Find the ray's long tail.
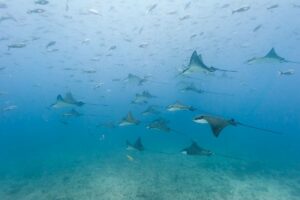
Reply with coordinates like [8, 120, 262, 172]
[202, 90, 233, 96]
[237, 122, 283, 135]
[214, 152, 246, 161]
[171, 129, 194, 141]
[286, 60, 300, 64]
[216, 68, 238, 73]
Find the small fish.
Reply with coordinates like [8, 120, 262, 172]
[253, 25, 262, 32]
[99, 134, 105, 141]
[167, 11, 177, 15]
[60, 120, 69, 125]
[65, 0, 69, 11]
[179, 15, 190, 21]
[46, 41, 56, 49]
[221, 4, 230, 8]
[147, 4, 157, 13]
[184, 2, 191, 10]
[112, 78, 121, 82]
[35, 0, 49, 5]
[138, 27, 144, 34]
[97, 122, 116, 129]
[63, 67, 75, 71]
[31, 36, 40, 41]
[190, 34, 197, 39]
[126, 155, 134, 161]
[88, 8, 100, 15]
[139, 43, 148, 48]
[8, 43, 26, 50]
[0, 16, 17, 23]
[109, 45, 117, 50]
[93, 82, 104, 89]
[2, 105, 17, 112]
[81, 38, 90, 44]
[119, 112, 140, 126]
[0, 37, 9, 41]
[267, 4, 279, 10]
[27, 9, 45, 14]
[47, 48, 59, 53]
[278, 69, 295, 76]
[0, 67, 6, 71]
[82, 69, 97, 74]
[91, 56, 100, 61]
[0, 3, 7, 9]
[232, 6, 250, 14]
[124, 38, 132, 42]
[293, 4, 300, 8]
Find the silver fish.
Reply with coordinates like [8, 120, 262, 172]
[35, 0, 49, 5]
[8, 43, 26, 50]
[232, 6, 250, 14]
[27, 9, 45, 14]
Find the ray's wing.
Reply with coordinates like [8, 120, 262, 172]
[264, 48, 283, 59]
[126, 112, 134, 121]
[205, 117, 230, 137]
[189, 51, 202, 66]
[57, 94, 64, 101]
[64, 92, 77, 103]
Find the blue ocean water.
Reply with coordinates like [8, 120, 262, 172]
[1, 0, 300, 199]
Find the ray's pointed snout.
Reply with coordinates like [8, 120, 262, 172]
[76, 101, 85, 106]
[193, 115, 206, 124]
[228, 118, 238, 126]
[194, 115, 203, 120]
[207, 150, 214, 156]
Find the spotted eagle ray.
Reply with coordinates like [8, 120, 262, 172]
[142, 105, 160, 115]
[193, 115, 283, 137]
[181, 141, 244, 160]
[97, 121, 117, 129]
[50, 92, 84, 108]
[180, 83, 232, 96]
[132, 91, 156, 104]
[123, 73, 149, 86]
[181, 141, 213, 156]
[119, 111, 140, 126]
[246, 48, 300, 64]
[167, 101, 196, 112]
[147, 118, 171, 132]
[179, 51, 237, 75]
[146, 118, 188, 138]
[123, 73, 167, 86]
[180, 83, 204, 94]
[126, 137, 144, 151]
[126, 137, 176, 155]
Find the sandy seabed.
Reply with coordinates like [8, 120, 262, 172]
[0, 151, 299, 200]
